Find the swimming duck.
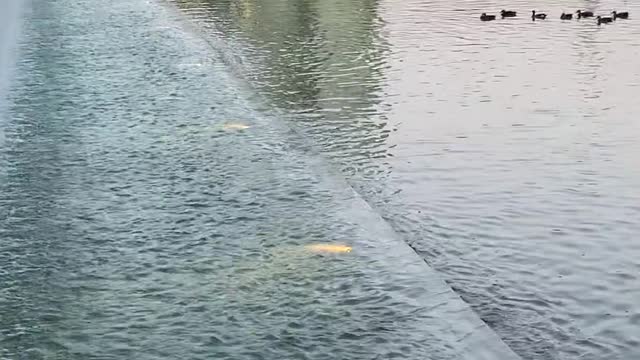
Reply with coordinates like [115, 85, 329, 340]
[597, 16, 613, 25]
[501, 10, 517, 18]
[480, 13, 496, 21]
[612, 11, 629, 20]
[576, 10, 594, 18]
[532, 10, 547, 20]
[560, 13, 573, 20]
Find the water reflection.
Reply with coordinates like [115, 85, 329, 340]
[174, 0, 393, 185]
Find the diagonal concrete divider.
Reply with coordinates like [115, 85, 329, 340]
[312, 157, 522, 360]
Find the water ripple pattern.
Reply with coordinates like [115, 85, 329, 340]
[0, 0, 519, 359]
[168, 0, 640, 359]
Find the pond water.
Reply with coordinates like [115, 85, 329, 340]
[0, 0, 516, 359]
[171, 0, 640, 359]
[2, 0, 639, 359]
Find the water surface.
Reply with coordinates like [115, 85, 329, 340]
[170, 0, 640, 359]
[0, 0, 518, 359]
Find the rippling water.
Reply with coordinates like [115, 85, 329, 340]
[0, 1, 23, 122]
[3, 0, 640, 358]
[169, 0, 640, 359]
[0, 0, 520, 359]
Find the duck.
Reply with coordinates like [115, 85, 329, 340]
[576, 10, 594, 18]
[597, 16, 614, 25]
[480, 13, 496, 21]
[612, 11, 629, 20]
[532, 10, 547, 20]
[501, 10, 517, 18]
[560, 12, 573, 20]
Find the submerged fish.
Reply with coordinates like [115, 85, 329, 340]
[222, 123, 251, 131]
[305, 243, 352, 253]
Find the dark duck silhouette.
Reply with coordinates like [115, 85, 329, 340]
[480, 13, 496, 21]
[560, 12, 573, 20]
[501, 10, 517, 18]
[612, 11, 629, 20]
[597, 16, 613, 25]
[576, 10, 594, 18]
[532, 10, 547, 20]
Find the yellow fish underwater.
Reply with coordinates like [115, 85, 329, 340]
[304, 243, 352, 254]
[222, 123, 251, 131]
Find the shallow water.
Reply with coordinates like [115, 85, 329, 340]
[0, 0, 23, 122]
[170, 0, 640, 359]
[2, 0, 640, 358]
[0, 0, 519, 359]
